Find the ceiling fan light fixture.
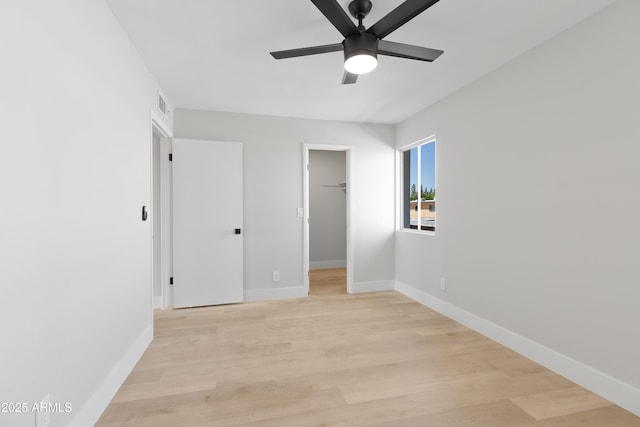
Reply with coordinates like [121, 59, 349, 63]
[344, 52, 378, 74]
[343, 32, 379, 75]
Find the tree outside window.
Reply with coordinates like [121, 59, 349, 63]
[402, 139, 436, 232]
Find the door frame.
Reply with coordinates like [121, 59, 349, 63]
[303, 144, 354, 294]
[150, 110, 173, 310]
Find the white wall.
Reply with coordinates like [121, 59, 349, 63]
[309, 150, 347, 269]
[0, 1, 171, 426]
[396, 0, 639, 414]
[175, 110, 395, 297]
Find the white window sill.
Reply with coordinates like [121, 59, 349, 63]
[399, 228, 436, 237]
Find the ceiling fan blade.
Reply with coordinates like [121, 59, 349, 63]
[342, 71, 358, 85]
[310, 0, 359, 38]
[270, 43, 343, 59]
[367, 0, 440, 40]
[377, 40, 443, 62]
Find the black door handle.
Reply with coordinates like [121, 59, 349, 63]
[142, 206, 148, 221]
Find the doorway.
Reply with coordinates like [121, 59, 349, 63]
[303, 144, 354, 295]
[151, 112, 173, 310]
[151, 131, 245, 309]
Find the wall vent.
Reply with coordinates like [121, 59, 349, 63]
[157, 91, 169, 118]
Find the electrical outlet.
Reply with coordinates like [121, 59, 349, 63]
[272, 271, 280, 282]
[296, 207, 304, 218]
[439, 277, 446, 292]
[35, 394, 51, 427]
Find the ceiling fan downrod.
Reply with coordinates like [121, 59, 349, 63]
[348, 0, 372, 30]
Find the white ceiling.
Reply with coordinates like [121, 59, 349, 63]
[106, 0, 615, 124]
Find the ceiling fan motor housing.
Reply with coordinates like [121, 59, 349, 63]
[348, 0, 373, 20]
[343, 32, 378, 62]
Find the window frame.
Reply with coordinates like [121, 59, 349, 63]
[398, 136, 437, 235]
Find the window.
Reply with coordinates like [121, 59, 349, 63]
[401, 139, 436, 232]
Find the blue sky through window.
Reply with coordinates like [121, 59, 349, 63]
[409, 141, 435, 194]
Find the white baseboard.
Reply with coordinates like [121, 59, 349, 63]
[153, 295, 161, 309]
[70, 324, 153, 427]
[351, 280, 395, 294]
[394, 281, 640, 417]
[244, 286, 307, 302]
[310, 260, 347, 269]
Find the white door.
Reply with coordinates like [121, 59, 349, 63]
[172, 138, 243, 308]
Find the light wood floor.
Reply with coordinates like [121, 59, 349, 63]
[309, 267, 347, 296]
[97, 268, 639, 426]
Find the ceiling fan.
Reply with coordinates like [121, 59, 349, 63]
[270, 0, 444, 84]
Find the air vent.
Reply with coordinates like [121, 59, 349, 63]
[157, 91, 169, 118]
